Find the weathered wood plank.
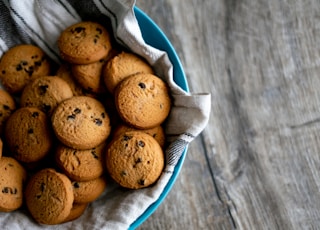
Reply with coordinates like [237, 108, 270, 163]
[138, 0, 320, 229]
[136, 0, 232, 229]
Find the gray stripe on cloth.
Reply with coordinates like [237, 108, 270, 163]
[166, 138, 189, 166]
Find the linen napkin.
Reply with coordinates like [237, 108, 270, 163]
[0, 0, 211, 229]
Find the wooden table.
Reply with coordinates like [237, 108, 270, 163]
[136, 0, 320, 229]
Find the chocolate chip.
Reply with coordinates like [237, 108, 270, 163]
[27, 128, 34, 134]
[138, 141, 145, 147]
[67, 114, 76, 120]
[1, 70, 5, 74]
[32, 112, 39, 117]
[34, 61, 42, 67]
[31, 55, 38, 59]
[1, 187, 17, 194]
[101, 112, 105, 118]
[36, 194, 41, 199]
[91, 150, 99, 159]
[72, 27, 85, 33]
[123, 135, 132, 141]
[138, 179, 145, 186]
[3, 105, 10, 110]
[74, 108, 81, 114]
[40, 183, 45, 192]
[138, 82, 146, 89]
[2, 187, 9, 193]
[12, 188, 17, 194]
[39, 85, 48, 95]
[0, 113, 2, 117]
[73, 182, 80, 188]
[94, 118, 102, 126]
[133, 157, 142, 168]
[21, 61, 28, 66]
[16, 64, 23, 71]
[93, 38, 98, 44]
[24, 66, 34, 76]
[96, 28, 102, 34]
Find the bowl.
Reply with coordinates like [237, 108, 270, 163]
[0, 5, 190, 229]
[129, 7, 189, 229]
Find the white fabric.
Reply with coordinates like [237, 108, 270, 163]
[0, 0, 211, 229]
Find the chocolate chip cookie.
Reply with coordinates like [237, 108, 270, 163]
[0, 44, 51, 94]
[51, 96, 111, 150]
[58, 21, 112, 64]
[106, 131, 164, 189]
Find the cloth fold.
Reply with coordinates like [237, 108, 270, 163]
[0, 0, 211, 229]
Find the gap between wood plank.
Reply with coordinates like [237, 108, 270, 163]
[199, 132, 237, 229]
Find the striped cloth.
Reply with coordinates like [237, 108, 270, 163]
[0, 0, 211, 229]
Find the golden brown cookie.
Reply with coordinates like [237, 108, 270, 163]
[106, 131, 164, 189]
[72, 177, 107, 204]
[0, 156, 26, 212]
[113, 123, 165, 148]
[103, 52, 154, 94]
[58, 21, 112, 64]
[56, 64, 92, 97]
[0, 44, 51, 94]
[51, 96, 111, 150]
[114, 73, 171, 129]
[71, 57, 108, 94]
[62, 203, 88, 223]
[0, 89, 16, 136]
[25, 168, 74, 225]
[55, 142, 106, 181]
[5, 107, 53, 163]
[20, 76, 73, 115]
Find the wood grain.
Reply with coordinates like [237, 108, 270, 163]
[137, 0, 320, 229]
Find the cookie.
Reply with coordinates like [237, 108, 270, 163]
[0, 44, 51, 94]
[55, 142, 106, 181]
[72, 177, 107, 204]
[56, 64, 96, 97]
[103, 52, 154, 94]
[58, 21, 112, 64]
[51, 96, 111, 150]
[62, 203, 88, 223]
[20, 76, 73, 115]
[114, 73, 171, 129]
[71, 57, 108, 94]
[0, 89, 16, 136]
[5, 107, 53, 163]
[113, 123, 165, 148]
[0, 156, 26, 212]
[25, 168, 74, 225]
[106, 131, 164, 189]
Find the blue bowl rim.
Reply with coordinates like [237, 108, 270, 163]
[129, 6, 189, 229]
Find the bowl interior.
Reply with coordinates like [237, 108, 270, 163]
[129, 7, 189, 229]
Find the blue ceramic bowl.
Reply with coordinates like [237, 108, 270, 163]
[129, 7, 189, 229]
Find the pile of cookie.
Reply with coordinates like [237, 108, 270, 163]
[0, 21, 171, 225]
